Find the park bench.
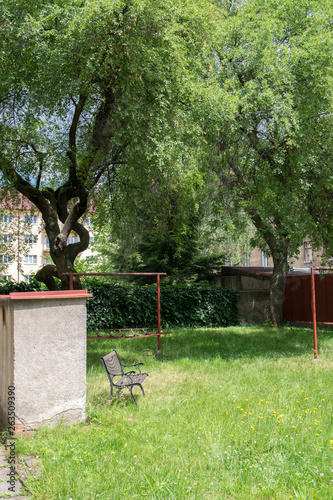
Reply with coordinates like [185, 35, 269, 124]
[100, 350, 148, 405]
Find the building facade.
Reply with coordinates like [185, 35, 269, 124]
[0, 196, 94, 282]
[239, 240, 323, 270]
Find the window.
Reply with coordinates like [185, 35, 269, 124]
[24, 215, 38, 224]
[261, 251, 269, 267]
[0, 275, 12, 281]
[24, 235, 38, 244]
[45, 258, 52, 265]
[84, 256, 97, 265]
[85, 217, 92, 226]
[0, 214, 13, 223]
[304, 242, 312, 264]
[243, 252, 250, 266]
[0, 255, 13, 264]
[68, 235, 79, 244]
[24, 275, 35, 283]
[45, 237, 50, 249]
[24, 255, 37, 264]
[0, 234, 12, 244]
[90, 236, 95, 243]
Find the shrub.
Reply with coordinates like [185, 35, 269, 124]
[85, 282, 238, 329]
[0, 279, 238, 328]
[0, 277, 43, 294]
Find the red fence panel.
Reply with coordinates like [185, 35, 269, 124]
[283, 274, 333, 322]
[283, 276, 311, 321]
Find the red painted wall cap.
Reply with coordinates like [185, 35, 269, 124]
[9, 290, 92, 300]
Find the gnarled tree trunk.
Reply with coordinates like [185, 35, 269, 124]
[13, 178, 90, 290]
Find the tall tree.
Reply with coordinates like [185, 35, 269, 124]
[211, 0, 333, 325]
[89, 125, 255, 283]
[0, 0, 220, 289]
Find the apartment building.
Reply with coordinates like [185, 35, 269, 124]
[0, 195, 95, 282]
[240, 240, 323, 270]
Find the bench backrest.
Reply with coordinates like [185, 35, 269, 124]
[101, 350, 123, 376]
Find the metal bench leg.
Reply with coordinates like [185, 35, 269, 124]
[129, 387, 137, 405]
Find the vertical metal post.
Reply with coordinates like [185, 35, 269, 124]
[311, 267, 318, 359]
[157, 274, 161, 350]
[69, 273, 74, 291]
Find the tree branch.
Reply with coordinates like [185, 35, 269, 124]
[67, 93, 87, 187]
[67, 220, 90, 262]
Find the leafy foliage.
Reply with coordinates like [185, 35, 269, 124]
[0, 277, 238, 327]
[92, 173, 229, 284]
[90, 156, 256, 284]
[0, 0, 223, 289]
[85, 280, 238, 329]
[0, 276, 44, 294]
[210, 0, 333, 324]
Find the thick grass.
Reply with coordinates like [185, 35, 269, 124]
[15, 325, 333, 499]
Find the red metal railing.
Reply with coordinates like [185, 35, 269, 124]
[62, 272, 169, 350]
[311, 267, 333, 360]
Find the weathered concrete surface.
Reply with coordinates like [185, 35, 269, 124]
[13, 297, 87, 428]
[216, 275, 270, 324]
[0, 291, 90, 431]
[238, 290, 270, 324]
[0, 297, 14, 429]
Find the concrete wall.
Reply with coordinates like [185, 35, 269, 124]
[0, 290, 91, 431]
[217, 275, 270, 324]
[238, 290, 270, 324]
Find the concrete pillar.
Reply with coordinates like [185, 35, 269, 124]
[0, 290, 91, 431]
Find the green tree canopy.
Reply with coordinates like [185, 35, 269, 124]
[211, 0, 333, 324]
[0, 0, 221, 288]
[90, 164, 241, 284]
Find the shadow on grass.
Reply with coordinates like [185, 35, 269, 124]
[87, 325, 333, 371]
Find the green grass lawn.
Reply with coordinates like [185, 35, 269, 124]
[14, 325, 333, 499]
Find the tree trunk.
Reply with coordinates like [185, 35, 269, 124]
[14, 183, 91, 290]
[36, 216, 90, 290]
[248, 212, 290, 327]
[35, 251, 83, 290]
[269, 255, 289, 326]
[53, 252, 82, 290]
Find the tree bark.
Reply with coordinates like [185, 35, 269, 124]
[248, 211, 290, 326]
[9, 175, 89, 290]
[269, 253, 289, 327]
[35, 265, 59, 291]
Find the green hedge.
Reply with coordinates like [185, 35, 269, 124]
[0, 280, 239, 328]
[85, 282, 239, 329]
[0, 278, 43, 294]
